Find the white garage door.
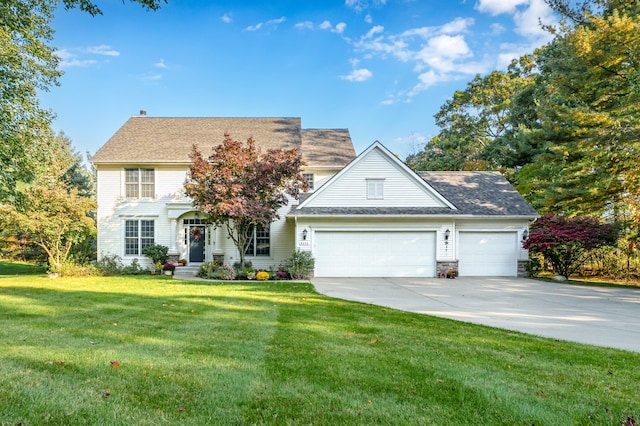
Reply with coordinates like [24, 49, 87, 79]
[458, 232, 518, 276]
[314, 231, 436, 277]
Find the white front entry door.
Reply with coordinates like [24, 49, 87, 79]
[314, 231, 436, 277]
[458, 232, 518, 276]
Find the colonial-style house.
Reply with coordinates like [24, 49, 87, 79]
[92, 115, 538, 277]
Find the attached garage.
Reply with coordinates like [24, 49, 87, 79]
[313, 231, 436, 277]
[458, 232, 518, 276]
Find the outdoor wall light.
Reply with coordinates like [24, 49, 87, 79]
[302, 229, 308, 241]
[522, 229, 529, 241]
[444, 228, 450, 243]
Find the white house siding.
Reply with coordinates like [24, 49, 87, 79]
[302, 167, 342, 192]
[436, 222, 456, 261]
[96, 165, 190, 267]
[305, 148, 447, 208]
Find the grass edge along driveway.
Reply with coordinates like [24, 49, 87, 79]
[0, 272, 638, 425]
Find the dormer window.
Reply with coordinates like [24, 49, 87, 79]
[367, 179, 384, 199]
[303, 173, 314, 191]
[125, 168, 154, 198]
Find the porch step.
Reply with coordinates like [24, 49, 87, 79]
[173, 265, 200, 277]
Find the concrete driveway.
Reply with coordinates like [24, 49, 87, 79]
[311, 277, 640, 353]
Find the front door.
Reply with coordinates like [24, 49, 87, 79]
[189, 226, 205, 262]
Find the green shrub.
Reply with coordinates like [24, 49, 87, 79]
[525, 255, 543, 278]
[197, 261, 219, 278]
[122, 258, 147, 275]
[95, 254, 125, 275]
[56, 261, 99, 277]
[286, 250, 315, 279]
[142, 244, 169, 266]
[95, 254, 149, 276]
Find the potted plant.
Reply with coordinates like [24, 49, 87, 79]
[446, 269, 458, 279]
[162, 263, 176, 276]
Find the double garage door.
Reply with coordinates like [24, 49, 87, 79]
[314, 231, 436, 277]
[313, 230, 518, 277]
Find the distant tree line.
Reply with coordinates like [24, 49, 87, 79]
[406, 0, 639, 277]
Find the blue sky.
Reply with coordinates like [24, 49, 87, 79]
[40, 0, 557, 159]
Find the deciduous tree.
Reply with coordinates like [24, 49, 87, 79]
[406, 55, 538, 172]
[0, 0, 164, 202]
[523, 214, 618, 278]
[0, 186, 96, 273]
[185, 134, 307, 267]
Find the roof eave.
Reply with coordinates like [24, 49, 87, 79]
[287, 213, 540, 220]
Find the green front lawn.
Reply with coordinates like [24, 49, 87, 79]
[0, 272, 638, 425]
[0, 260, 46, 276]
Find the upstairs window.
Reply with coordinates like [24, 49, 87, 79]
[367, 179, 384, 200]
[302, 173, 315, 191]
[245, 224, 270, 257]
[125, 168, 155, 198]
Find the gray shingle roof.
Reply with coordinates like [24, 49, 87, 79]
[302, 129, 355, 167]
[290, 171, 538, 218]
[420, 171, 538, 217]
[91, 117, 355, 167]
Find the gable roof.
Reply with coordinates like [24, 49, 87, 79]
[91, 116, 355, 167]
[290, 141, 538, 218]
[295, 141, 456, 211]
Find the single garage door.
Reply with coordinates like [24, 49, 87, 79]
[458, 232, 517, 276]
[314, 231, 436, 277]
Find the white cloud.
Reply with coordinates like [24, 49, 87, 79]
[245, 16, 286, 31]
[245, 22, 263, 31]
[476, 0, 557, 42]
[365, 14, 373, 24]
[490, 22, 506, 34]
[475, 0, 528, 15]
[407, 70, 451, 97]
[221, 13, 232, 23]
[440, 17, 475, 34]
[321, 20, 347, 33]
[422, 34, 472, 60]
[513, 0, 556, 40]
[345, 0, 387, 12]
[57, 51, 97, 68]
[295, 21, 314, 30]
[364, 25, 384, 39]
[350, 17, 495, 100]
[56, 48, 98, 68]
[341, 68, 372, 82]
[84, 45, 120, 56]
[154, 59, 167, 69]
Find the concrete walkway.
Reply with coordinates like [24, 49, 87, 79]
[311, 277, 640, 353]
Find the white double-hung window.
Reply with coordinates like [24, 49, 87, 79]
[124, 219, 155, 255]
[125, 168, 155, 198]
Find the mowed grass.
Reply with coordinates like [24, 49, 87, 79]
[0, 271, 639, 425]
